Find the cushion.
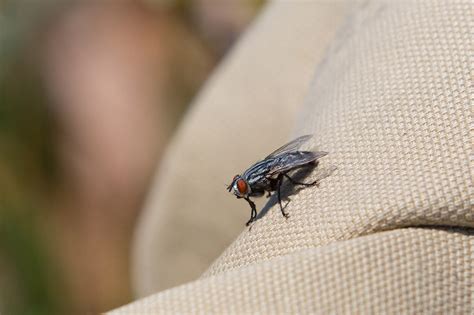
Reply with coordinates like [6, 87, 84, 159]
[110, 0, 473, 313]
[131, 0, 350, 296]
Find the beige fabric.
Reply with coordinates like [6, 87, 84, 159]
[204, 0, 473, 277]
[132, 1, 350, 296]
[112, 228, 473, 314]
[111, 0, 473, 313]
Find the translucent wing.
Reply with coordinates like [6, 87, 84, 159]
[266, 151, 328, 177]
[265, 135, 313, 159]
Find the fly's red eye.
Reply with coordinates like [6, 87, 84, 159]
[236, 179, 248, 195]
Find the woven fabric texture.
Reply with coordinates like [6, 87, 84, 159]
[204, 0, 473, 277]
[112, 228, 473, 314]
[110, 0, 473, 313]
[132, 1, 349, 296]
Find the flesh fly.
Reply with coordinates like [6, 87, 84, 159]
[227, 135, 328, 226]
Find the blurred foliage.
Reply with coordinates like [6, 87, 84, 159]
[0, 2, 65, 314]
[0, 58, 58, 196]
[0, 204, 65, 315]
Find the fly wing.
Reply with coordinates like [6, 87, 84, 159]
[264, 135, 313, 159]
[266, 151, 328, 177]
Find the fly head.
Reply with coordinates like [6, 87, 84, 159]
[228, 175, 250, 198]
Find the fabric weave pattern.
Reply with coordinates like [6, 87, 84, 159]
[204, 0, 473, 277]
[113, 228, 473, 314]
[110, 1, 473, 313]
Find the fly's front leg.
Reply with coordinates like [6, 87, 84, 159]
[244, 197, 257, 226]
[277, 174, 290, 219]
[284, 173, 319, 187]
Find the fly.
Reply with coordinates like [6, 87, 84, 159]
[227, 135, 328, 226]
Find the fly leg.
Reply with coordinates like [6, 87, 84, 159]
[244, 197, 257, 226]
[283, 173, 319, 187]
[277, 174, 290, 219]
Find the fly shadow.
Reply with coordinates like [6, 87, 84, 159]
[254, 164, 336, 221]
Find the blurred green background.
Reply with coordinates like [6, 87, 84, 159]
[0, 1, 262, 313]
